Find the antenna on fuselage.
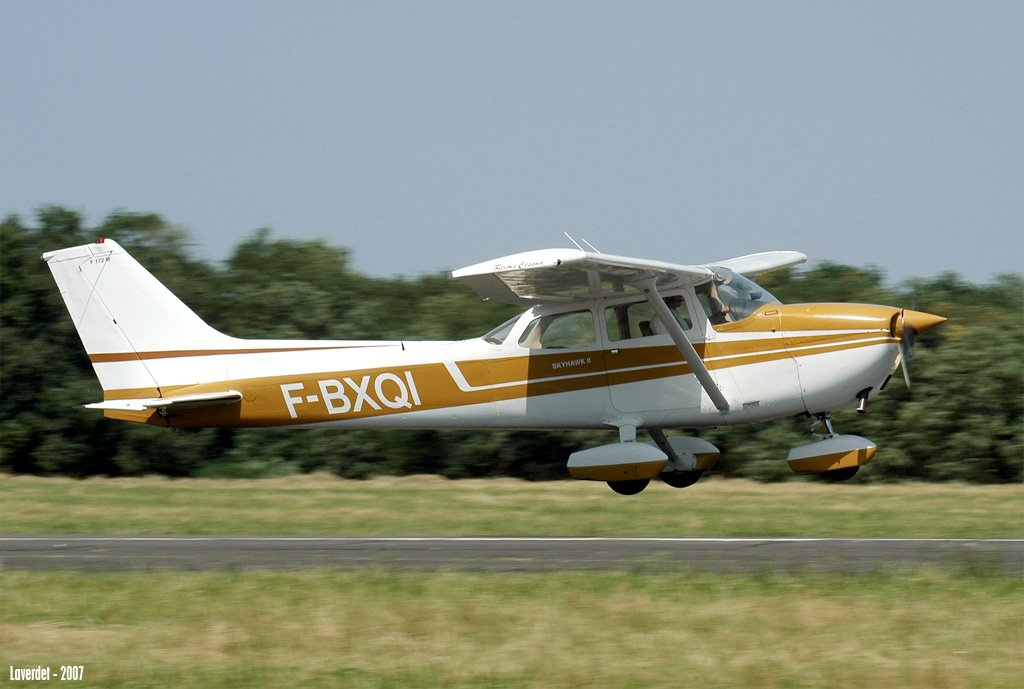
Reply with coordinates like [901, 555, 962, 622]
[581, 238, 601, 253]
[564, 232, 585, 251]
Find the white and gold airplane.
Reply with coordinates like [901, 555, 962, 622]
[44, 238, 944, 494]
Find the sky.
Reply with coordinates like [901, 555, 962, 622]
[2, 1, 1021, 283]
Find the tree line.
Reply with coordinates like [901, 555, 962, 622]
[1, 207, 1020, 482]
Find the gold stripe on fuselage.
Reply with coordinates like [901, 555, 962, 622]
[96, 326, 896, 428]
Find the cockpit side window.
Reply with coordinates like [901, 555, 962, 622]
[696, 270, 780, 325]
[605, 295, 692, 341]
[518, 310, 596, 350]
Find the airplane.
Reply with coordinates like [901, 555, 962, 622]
[43, 238, 945, 494]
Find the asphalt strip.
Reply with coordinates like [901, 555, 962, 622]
[2, 536, 1021, 573]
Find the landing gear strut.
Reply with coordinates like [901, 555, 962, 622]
[809, 412, 836, 439]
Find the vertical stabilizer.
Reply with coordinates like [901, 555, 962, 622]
[42, 240, 230, 395]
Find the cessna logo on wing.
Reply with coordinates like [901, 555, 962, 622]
[281, 371, 422, 419]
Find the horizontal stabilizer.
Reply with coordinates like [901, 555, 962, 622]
[85, 390, 243, 412]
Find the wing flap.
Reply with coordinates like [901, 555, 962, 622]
[85, 390, 243, 412]
[454, 249, 711, 305]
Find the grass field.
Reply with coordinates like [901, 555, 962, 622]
[2, 474, 1022, 537]
[2, 476, 1022, 688]
[2, 568, 1022, 689]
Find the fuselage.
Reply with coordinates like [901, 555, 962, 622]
[101, 295, 908, 433]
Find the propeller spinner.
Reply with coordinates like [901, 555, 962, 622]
[896, 309, 946, 388]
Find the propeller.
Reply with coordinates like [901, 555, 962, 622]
[897, 308, 946, 388]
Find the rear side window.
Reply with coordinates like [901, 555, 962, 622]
[482, 315, 520, 344]
[518, 310, 596, 349]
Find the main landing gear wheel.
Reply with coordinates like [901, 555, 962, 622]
[661, 471, 703, 488]
[607, 479, 650, 495]
[821, 466, 860, 482]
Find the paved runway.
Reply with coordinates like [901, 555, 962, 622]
[2, 536, 1021, 573]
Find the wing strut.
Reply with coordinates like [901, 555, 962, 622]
[638, 278, 730, 412]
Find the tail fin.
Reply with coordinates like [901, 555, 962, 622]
[43, 239, 231, 397]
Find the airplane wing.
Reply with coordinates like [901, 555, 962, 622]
[701, 251, 807, 277]
[453, 249, 713, 305]
[85, 390, 243, 412]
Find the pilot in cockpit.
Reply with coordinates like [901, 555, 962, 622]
[650, 295, 691, 334]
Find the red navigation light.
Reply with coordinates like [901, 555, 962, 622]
[97, 237, 105, 243]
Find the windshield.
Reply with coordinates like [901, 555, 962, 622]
[696, 269, 780, 325]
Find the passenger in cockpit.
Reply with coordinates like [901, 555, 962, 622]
[697, 279, 730, 325]
[651, 295, 691, 334]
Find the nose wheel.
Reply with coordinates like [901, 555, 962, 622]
[787, 413, 875, 480]
[811, 414, 851, 476]
[820, 466, 860, 481]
